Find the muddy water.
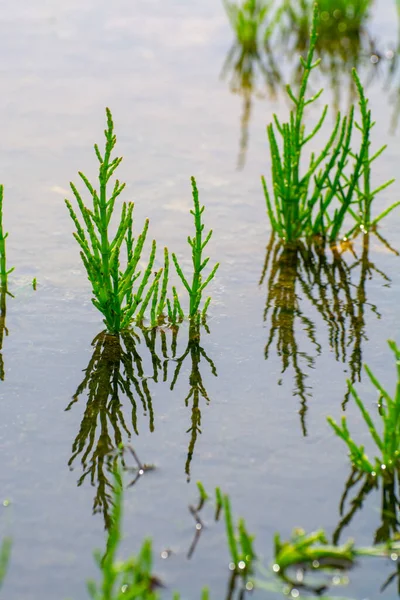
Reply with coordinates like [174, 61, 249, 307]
[0, 0, 400, 598]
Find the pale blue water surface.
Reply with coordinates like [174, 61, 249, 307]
[0, 0, 400, 598]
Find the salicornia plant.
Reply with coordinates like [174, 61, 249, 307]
[172, 177, 219, 320]
[261, 4, 376, 243]
[65, 109, 161, 334]
[328, 340, 400, 476]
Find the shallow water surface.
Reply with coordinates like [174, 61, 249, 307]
[0, 0, 400, 598]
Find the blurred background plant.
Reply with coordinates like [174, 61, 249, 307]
[221, 0, 283, 168]
[280, 0, 375, 109]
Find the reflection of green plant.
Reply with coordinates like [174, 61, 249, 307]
[0, 538, 11, 590]
[333, 468, 400, 594]
[170, 321, 217, 480]
[328, 340, 400, 476]
[261, 232, 393, 435]
[0, 288, 8, 382]
[186, 482, 209, 560]
[65, 109, 162, 334]
[334, 469, 400, 543]
[172, 177, 219, 320]
[0, 186, 13, 383]
[66, 329, 171, 528]
[261, 235, 319, 434]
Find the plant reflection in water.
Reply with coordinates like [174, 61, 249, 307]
[333, 467, 400, 594]
[170, 320, 217, 482]
[66, 321, 217, 526]
[66, 329, 166, 528]
[260, 233, 395, 435]
[0, 287, 8, 382]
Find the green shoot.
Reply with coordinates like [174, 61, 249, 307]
[327, 340, 400, 476]
[197, 481, 209, 503]
[32, 278, 37, 291]
[65, 109, 161, 334]
[172, 177, 219, 320]
[221, 492, 256, 575]
[166, 286, 184, 326]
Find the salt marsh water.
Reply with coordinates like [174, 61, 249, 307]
[0, 0, 400, 598]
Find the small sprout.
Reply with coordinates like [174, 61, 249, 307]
[197, 481, 209, 503]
